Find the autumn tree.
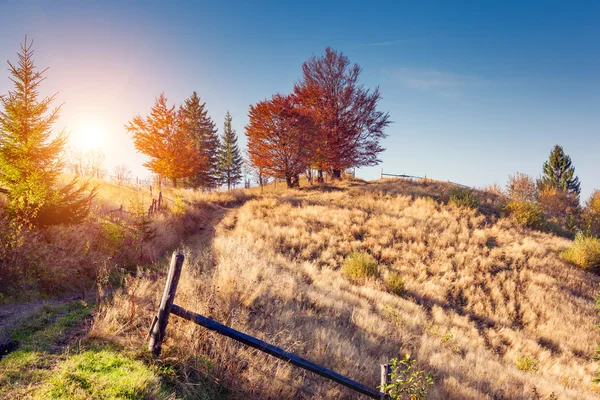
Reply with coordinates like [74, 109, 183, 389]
[506, 172, 538, 202]
[0, 38, 95, 226]
[246, 94, 316, 188]
[217, 111, 243, 190]
[113, 164, 132, 184]
[181, 91, 220, 189]
[86, 148, 106, 178]
[294, 47, 391, 180]
[583, 190, 600, 236]
[126, 94, 203, 187]
[538, 144, 581, 196]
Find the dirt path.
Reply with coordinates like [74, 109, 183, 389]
[184, 204, 229, 250]
[0, 204, 230, 352]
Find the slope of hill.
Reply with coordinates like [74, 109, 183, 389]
[92, 178, 600, 399]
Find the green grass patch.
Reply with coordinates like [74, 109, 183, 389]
[385, 272, 406, 296]
[9, 301, 91, 352]
[36, 348, 175, 400]
[562, 232, 600, 271]
[448, 188, 479, 209]
[342, 251, 378, 283]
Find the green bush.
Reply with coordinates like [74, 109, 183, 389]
[504, 200, 546, 230]
[448, 188, 479, 209]
[342, 251, 378, 283]
[380, 354, 434, 400]
[562, 232, 600, 271]
[515, 354, 539, 372]
[385, 272, 406, 296]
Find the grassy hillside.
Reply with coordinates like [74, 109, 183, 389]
[88, 178, 600, 399]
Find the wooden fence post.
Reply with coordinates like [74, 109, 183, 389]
[148, 252, 184, 356]
[380, 363, 391, 399]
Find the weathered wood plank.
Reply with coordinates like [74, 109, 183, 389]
[148, 252, 184, 356]
[170, 303, 381, 399]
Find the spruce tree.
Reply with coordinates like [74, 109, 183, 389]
[217, 112, 243, 190]
[0, 38, 95, 226]
[538, 144, 581, 196]
[181, 92, 220, 189]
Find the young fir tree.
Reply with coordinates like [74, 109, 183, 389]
[0, 38, 95, 226]
[217, 111, 243, 190]
[181, 92, 220, 189]
[538, 144, 581, 196]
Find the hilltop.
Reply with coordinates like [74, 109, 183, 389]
[1, 177, 598, 399]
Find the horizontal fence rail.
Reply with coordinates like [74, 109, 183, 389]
[380, 169, 472, 189]
[148, 252, 389, 399]
[170, 304, 382, 399]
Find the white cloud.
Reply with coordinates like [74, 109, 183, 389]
[391, 68, 486, 97]
[361, 39, 412, 47]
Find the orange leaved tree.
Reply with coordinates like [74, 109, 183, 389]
[246, 94, 316, 188]
[294, 47, 391, 180]
[126, 94, 204, 187]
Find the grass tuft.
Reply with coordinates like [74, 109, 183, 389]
[562, 232, 600, 270]
[341, 251, 378, 283]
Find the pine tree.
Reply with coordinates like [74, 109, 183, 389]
[0, 38, 96, 226]
[181, 92, 220, 189]
[538, 144, 581, 196]
[218, 112, 243, 190]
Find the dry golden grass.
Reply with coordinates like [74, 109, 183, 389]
[93, 178, 600, 399]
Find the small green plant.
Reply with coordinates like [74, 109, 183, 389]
[515, 354, 538, 372]
[380, 354, 434, 400]
[385, 272, 406, 296]
[504, 200, 547, 230]
[448, 188, 479, 209]
[342, 251, 378, 283]
[171, 194, 187, 216]
[562, 232, 600, 271]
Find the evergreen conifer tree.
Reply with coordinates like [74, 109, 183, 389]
[0, 38, 95, 226]
[217, 112, 243, 190]
[181, 92, 220, 189]
[538, 144, 581, 196]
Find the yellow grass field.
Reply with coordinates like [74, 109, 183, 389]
[92, 178, 600, 399]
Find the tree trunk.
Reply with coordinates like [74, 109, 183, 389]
[171, 177, 177, 187]
[317, 170, 324, 184]
[285, 176, 293, 188]
[332, 169, 342, 180]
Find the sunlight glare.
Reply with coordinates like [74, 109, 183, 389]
[70, 116, 106, 151]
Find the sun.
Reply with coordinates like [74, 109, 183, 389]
[70, 116, 106, 151]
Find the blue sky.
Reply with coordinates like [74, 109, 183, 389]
[0, 1, 598, 197]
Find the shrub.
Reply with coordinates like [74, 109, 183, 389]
[504, 200, 546, 230]
[506, 172, 538, 202]
[171, 195, 187, 216]
[342, 251, 378, 283]
[538, 188, 581, 230]
[385, 272, 406, 296]
[380, 354, 434, 400]
[515, 354, 539, 372]
[583, 190, 600, 237]
[561, 232, 600, 270]
[448, 188, 479, 209]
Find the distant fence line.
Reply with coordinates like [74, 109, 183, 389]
[380, 168, 472, 189]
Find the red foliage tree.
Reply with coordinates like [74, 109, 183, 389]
[294, 47, 391, 180]
[246, 94, 316, 188]
[126, 94, 204, 187]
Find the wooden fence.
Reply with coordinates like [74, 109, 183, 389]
[380, 168, 472, 189]
[148, 252, 392, 399]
